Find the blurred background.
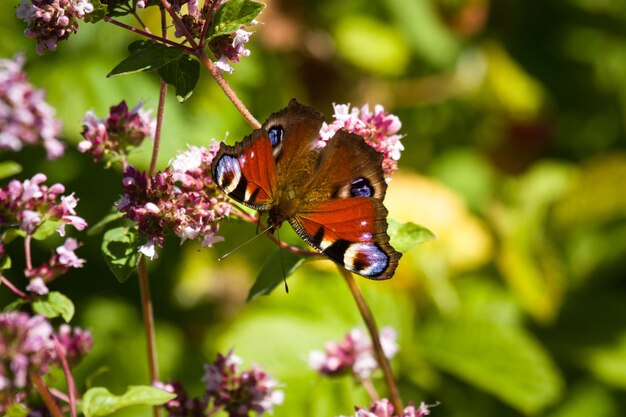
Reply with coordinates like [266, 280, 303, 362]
[2, 0, 626, 416]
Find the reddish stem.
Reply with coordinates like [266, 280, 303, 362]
[103, 16, 194, 53]
[53, 336, 77, 417]
[0, 275, 27, 298]
[340, 267, 403, 412]
[138, 256, 160, 417]
[24, 234, 33, 271]
[31, 373, 64, 417]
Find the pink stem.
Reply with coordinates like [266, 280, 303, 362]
[0, 275, 27, 298]
[53, 336, 77, 417]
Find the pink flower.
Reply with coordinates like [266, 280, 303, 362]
[0, 55, 64, 159]
[79, 100, 155, 164]
[203, 351, 284, 417]
[16, 0, 94, 54]
[210, 24, 258, 73]
[319, 103, 404, 178]
[118, 144, 231, 255]
[56, 238, 85, 268]
[341, 400, 433, 417]
[309, 327, 398, 379]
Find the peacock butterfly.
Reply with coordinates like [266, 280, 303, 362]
[211, 99, 401, 279]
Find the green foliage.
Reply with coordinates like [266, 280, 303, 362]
[157, 55, 200, 103]
[0, 161, 22, 179]
[388, 219, 436, 253]
[6, 403, 29, 417]
[247, 248, 305, 301]
[32, 291, 75, 322]
[82, 386, 176, 417]
[107, 42, 184, 77]
[208, 0, 265, 40]
[101, 227, 141, 282]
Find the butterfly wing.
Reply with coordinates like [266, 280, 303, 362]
[290, 198, 400, 279]
[290, 130, 401, 280]
[211, 99, 326, 211]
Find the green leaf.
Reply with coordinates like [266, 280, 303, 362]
[388, 219, 436, 253]
[2, 228, 25, 244]
[82, 386, 176, 417]
[209, 0, 265, 40]
[32, 291, 75, 322]
[101, 227, 141, 282]
[107, 42, 184, 77]
[3, 298, 26, 312]
[0, 254, 11, 270]
[158, 55, 200, 102]
[421, 317, 563, 414]
[6, 403, 29, 417]
[31, 219, 65, 240]
[84, 0, 107, 23]
[128, 39, 153, 54]
[88, 211, 124, 236]
[0, 161, 22, 180]
[247, 248, 305, 301]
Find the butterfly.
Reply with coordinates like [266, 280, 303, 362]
[211, 99, 401, 280]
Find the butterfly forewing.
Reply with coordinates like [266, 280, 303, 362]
[212, 130, 277, 210]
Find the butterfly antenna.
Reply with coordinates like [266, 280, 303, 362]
[276, 229, 289, 293]
[218, 224, 273, 261]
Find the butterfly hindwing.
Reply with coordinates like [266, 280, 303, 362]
[290, 198, 400, 280]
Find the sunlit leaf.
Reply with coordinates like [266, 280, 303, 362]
[82, 386, 176, 417]
[88, 211, 124, 236]
[31, 219, 64, 240]
[208, 0, 265, 40]
[388, 219, 436, 253]
[101, 227, 140, 283]
[0, 161, 22, 180]
[32, 291, 75, 322]
[247, 248, 305, 301]
[6, 403, 28, 417]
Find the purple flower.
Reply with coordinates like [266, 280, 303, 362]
[0, 312, 55, 412]
[319, 103, 404, 178]
[16, 0, 94, 54]
[0, 55, 64, 159]
[117, 144, 231, 257]
[341, 400, 432, 417]
[54, 324, 92, 364]
[155, 381, 207, 417]
[0, 174, 88, 237]
[309, 327, 398, 379]
[79, 100, 155, 164]
[202, 351, 284, 417]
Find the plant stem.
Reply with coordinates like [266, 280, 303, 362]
[149, 11, 169, 176]
[138, 256, 160, 417]
[53, 336, 77, 417]
[0, 275, 27, 298]
[103, 16, 194, 53]
[340, 267, 403, 412]
[159, 0, 199, 49]
[24, 234, 33, 271]
[32, 373, 64, 417]
[194, 49, 261, 129]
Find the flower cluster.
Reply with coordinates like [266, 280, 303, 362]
[0, 173, 87, 236]
[0, 312, 92, 413]
[117, 144, 232, 259]
[0, 55, 64, 159]
[16, 0, 94, 54]
[210, 27, 255, 74]
[319, 104, 404, 178]
[158, 351, 284, 417]
[342, 399, 432, 417]
[203, 351, 284, 417]
[308, 327, 398, 379]
[25, 237, 86, 295]
[79, 100, 155, 164]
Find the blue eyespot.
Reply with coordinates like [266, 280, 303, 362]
[350, 177, 373, 198]
[268, 126, 283, 147]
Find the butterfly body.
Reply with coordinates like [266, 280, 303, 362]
[212, 99, 401, 280]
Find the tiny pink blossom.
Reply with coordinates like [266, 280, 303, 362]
[56, 238, 85, 268]
[319, 103, 404, 178]
[26, 277, 49, 295]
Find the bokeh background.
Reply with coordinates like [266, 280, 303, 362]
[2, 0, 626, 416]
